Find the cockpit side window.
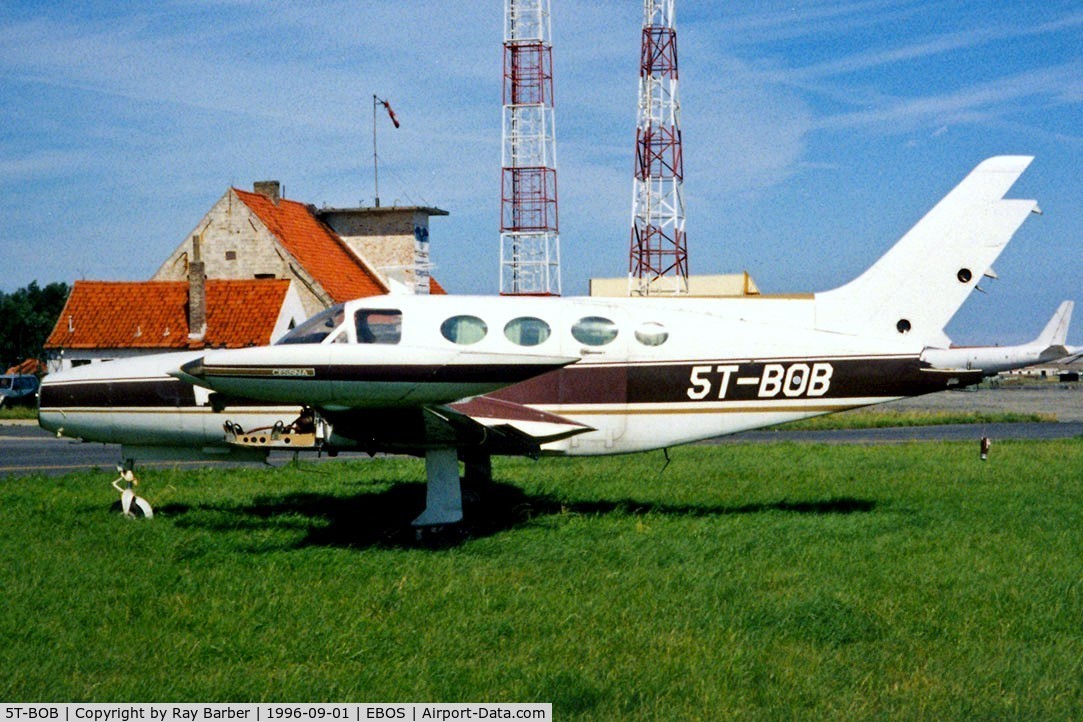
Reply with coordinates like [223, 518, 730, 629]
[356, 309, 402, 344]
[277, 305, 345, 345]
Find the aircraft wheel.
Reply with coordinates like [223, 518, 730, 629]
[413, 523, 466, 545]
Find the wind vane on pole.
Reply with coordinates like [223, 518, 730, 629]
[372, 95, 400, 208]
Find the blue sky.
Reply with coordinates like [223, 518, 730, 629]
[1, 1, 1080, 344]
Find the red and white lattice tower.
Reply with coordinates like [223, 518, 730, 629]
[500, 0, 561, 296]
[629, 0, 687, 295]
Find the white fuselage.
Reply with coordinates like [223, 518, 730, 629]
[39, 156, 1043, 461]
[38, 293, 964, 458]
[33, 156, 1049, 528]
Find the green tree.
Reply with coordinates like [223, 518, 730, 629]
[0, 281, 70, 370]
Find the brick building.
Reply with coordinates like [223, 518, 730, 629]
[152, 181, 447, 317]
[44, 182, 448, 371]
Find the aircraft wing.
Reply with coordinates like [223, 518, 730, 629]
[173, 344, 579, 409]
[444, 396, 594, 454]
[173, 344, 587, 456]
[301, 395, 591, 458]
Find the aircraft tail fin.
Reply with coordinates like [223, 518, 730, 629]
[1034, 300, 1073, 362]
[815, 156, 1040, 346]
[1035, 300, 1072, 348]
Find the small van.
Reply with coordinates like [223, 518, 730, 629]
[0, 374, 40, 408]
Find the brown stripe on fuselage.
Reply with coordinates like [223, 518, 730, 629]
[40, 356, 982, 412]
[493, 356, 982, 406]
[39, 379, 198, 408]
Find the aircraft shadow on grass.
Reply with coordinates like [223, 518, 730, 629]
[156, 479, 876, 550]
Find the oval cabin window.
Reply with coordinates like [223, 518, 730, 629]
[634, 322, 668, 347]
[441, 315, 488, 345]
[572, 316, 619, 346]
[504, 317, 551, 347]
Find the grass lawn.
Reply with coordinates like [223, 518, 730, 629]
[1, 441, 1080, 719]
[0, 405, 37, 420]
[782, 408, 1055, 429]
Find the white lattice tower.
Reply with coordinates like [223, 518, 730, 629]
[500, 0, 561, 296]
[629, 0, 687, 296]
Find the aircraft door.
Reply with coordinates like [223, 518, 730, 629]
[560, 307, 628, 451]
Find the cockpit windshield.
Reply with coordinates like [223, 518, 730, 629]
[277, 305, 346, 345]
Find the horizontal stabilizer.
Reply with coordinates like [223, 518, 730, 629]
[1038, 345, 1070, 363]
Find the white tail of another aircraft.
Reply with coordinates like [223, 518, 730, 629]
[921, 300, 1074, 375]
[1035, 300, 1073, 354]
[816, 156, 1040, 346]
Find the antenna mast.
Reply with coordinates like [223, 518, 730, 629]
[500, 0, 561, 295]
[629, 0, 687, 295]
[372, 95, 381, 208]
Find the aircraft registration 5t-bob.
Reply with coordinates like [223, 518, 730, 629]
[39, 157, 1051, 527]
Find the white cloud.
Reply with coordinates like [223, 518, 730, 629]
[817, 63, 1083, 133]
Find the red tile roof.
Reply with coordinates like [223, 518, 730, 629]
[45, 280, 292, 350]
[234, 189, 389, 301]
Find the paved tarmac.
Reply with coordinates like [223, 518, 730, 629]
[710, 383, 1083, 444]
[0, 421, 375, 477]
[857, 382, 1083, 421]
[4, 382, 1082, 477]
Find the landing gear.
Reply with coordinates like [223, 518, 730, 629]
[463, 453, 493, 485]
[412, 448, 464, 529]
[111, 464, 153, 518]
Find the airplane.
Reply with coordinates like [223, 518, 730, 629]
[38, 156, 1055, 527]
[923, 300, 1076, 376]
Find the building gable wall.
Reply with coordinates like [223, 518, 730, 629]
[152, 190, 332, 316]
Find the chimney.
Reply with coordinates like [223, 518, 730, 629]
[253, 180, 281, 204]
[188, 234, 207, 342]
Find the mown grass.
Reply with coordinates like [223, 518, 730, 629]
[1, 442, 1081, 719]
